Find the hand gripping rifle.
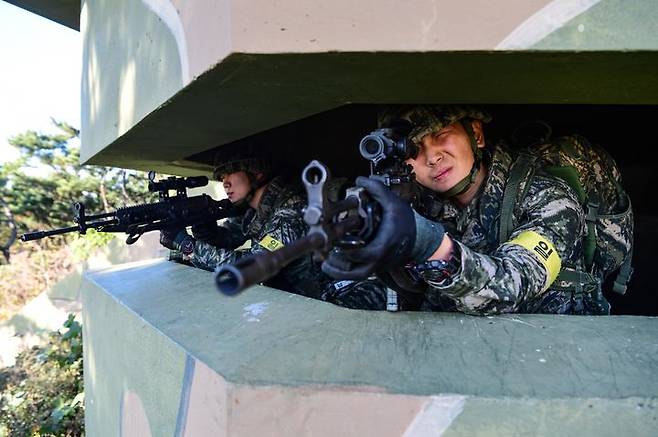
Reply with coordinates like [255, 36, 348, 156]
[215, 123, 420, 296]
[21, 172, 238, 245]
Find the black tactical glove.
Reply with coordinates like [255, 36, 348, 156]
[321, 176, 446, 280]
[191, 221, 219, 243]
[160, 228, 196, 255]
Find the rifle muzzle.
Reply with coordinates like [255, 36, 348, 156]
[215, 264, 245, 296]
[20, 231, 47, 242]
[20, 225, 80, 241]
[215, 232, 326, 296]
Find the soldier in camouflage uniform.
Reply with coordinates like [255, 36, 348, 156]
[160, 145, 389, 309]
[323, 105, 629, 315]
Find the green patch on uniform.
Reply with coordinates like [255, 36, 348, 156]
[509, 231, 561, 290]
[259, 235, 284, 251]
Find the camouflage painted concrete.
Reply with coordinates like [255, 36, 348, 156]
[78, 0, 658, 173]
[83, 260, 658, 436]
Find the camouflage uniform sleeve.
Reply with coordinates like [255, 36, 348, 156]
[422, 175, 586, 315]
[250, 205, 303, 254]
[213, 216, 248, 249]
[188, 241, 249, 272]
[185, 216, 248, 271]
[323, 278, 388, 310]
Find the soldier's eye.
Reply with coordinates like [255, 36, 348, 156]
[433, 131, 448, 140]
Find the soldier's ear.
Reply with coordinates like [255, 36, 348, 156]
[471, 120, 485, 148]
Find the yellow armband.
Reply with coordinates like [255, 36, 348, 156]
[508, 231, 561, 290]
[259, 235, 285, 251]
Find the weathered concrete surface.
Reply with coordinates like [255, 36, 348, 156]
[79, 0, 658, 173]
[83, 260, 658, 435]
[86, 50, 658, 176]
[531, 0, 658, 50]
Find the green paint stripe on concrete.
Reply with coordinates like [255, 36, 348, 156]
[85, 51, 658, 174]
[87, 260, 658, 400]
[532, 0, 658, 50]
[444, 397, 658, 437]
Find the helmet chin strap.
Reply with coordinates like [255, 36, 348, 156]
[442, 119, 482, 198]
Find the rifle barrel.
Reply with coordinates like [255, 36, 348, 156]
[216, 232, 326, 296]
[20, 225, 80, 242]
[215, 215, 363, 296]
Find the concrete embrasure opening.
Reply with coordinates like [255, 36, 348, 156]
[188, 104, 658, 316]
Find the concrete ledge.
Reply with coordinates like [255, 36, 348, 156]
[86, 51, 658, 173]
[83, 259, 658, 436]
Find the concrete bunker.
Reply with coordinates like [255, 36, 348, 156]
[185, 103, 658, 316]
[12, 0, 656, 431]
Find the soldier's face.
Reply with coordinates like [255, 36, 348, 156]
[406, 120, 484, 193]
[221, 171, 251, 203]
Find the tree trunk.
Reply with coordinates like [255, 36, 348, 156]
[99, 177, 110, 212]
[121, 170, 131, 204]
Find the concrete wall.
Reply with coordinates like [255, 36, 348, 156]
[73, 2, 658, 434]
[83, 260, 658, 436]
[79, 0, 658, 173]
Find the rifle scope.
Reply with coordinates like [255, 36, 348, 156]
[148, 175, 208, 193]
[359, 128, 418, 166]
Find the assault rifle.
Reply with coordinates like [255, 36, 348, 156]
[215, 124, 420, 295]
[21, 172, 238, 245]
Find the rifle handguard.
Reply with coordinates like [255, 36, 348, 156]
[216, 232, 326, 295]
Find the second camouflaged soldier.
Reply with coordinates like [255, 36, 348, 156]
[160, 145, 389, 309]
[322, 105, 633, 315]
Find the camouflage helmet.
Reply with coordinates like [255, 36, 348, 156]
[378, 105, 492, 144]
[212, 144, 273, 181]
[378, 105, 492, 198]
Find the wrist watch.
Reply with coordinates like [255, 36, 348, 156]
[413, 249, 461, 285]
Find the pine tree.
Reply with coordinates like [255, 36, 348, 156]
[0, 120, 152, 242]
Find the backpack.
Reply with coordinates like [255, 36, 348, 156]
[499, 124, 634, 298]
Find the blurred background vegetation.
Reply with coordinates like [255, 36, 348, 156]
[1, 122, 152, 435]
[0, 120, 151, 321]
[1, 315, 83, 436]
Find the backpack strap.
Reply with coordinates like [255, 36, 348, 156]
[544, 138, 598, 271]
[542, 165, 597, 270]
[612, 248, 634, 295]
[499, 150, 537, 243]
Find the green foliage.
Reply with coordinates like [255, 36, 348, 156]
[0, 315, 84, 436]
[70, 230, 116, 262]
[0, 120, 152, 237]
[0, 120, 152, 321]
